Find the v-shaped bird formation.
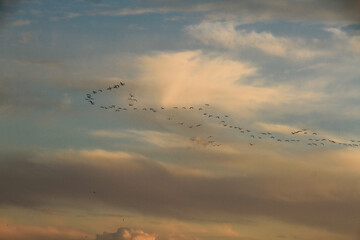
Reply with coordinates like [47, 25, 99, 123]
[85, 82, 360, 149]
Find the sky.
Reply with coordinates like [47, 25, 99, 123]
[0, 0, 360, 239]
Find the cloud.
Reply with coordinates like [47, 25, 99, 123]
[19, 32, 33, 43]
[91, 129, 197, 148]
[142, 0, 360, 24]
[324, 27, 360, 54]
[1, 148, 360, 237]
[89, 4, 212, 17]
[15, 59, 62, 68]
[95, 224, 246, 240]
[90, 130, 134, 139]
[10, 19, 31, 26]
[0, 78, 70, 114]
[134, 51, 250, 107]
[186, 21, 326, 59]
[80, 0, 360, 24]
[96, 227, 156, 240]
[129, 50, 327, 120]
[0, 221, 90, 240]
[255, 122, 297, 135]
[50, 12, 82, 21]
[95, 7, 171, 16]
[0, 83, 56, 112]
[350, 35, 360, 53]
[60, 93, 71, 110]
[0, 0, 22, 24]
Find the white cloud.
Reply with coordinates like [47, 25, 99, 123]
[324, 27, 360, 54]
[323, 27, 348, 39]
[186, 21, 326, 59]
[132, 50, 325, 119]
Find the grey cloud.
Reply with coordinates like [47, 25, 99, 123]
[1, 150, 360, 237]
[136, 0, 360, 24]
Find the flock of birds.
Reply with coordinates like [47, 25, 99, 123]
[85, 82, 360, 149]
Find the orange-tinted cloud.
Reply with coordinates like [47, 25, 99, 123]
[1, 148, 360, 237]
[96, 227, 156, 240]
[0, 221, 90, 240]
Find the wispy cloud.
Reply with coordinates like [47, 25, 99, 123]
[324, 27, 360, 54]
[10, 19, 31, 27]
[163, 0, 360, 24]
[50, 12, 82, 21]
[95, 7, 170, 16]
[89, 4, 212, 17]
[83, 0, 359, 24]
[186, 21, 327, 59]
[0, 220, 90, 240]
[19, 32, 33, 43]
[90, 129, 192, 148]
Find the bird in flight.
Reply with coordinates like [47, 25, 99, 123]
[85, 81, 360, 150]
